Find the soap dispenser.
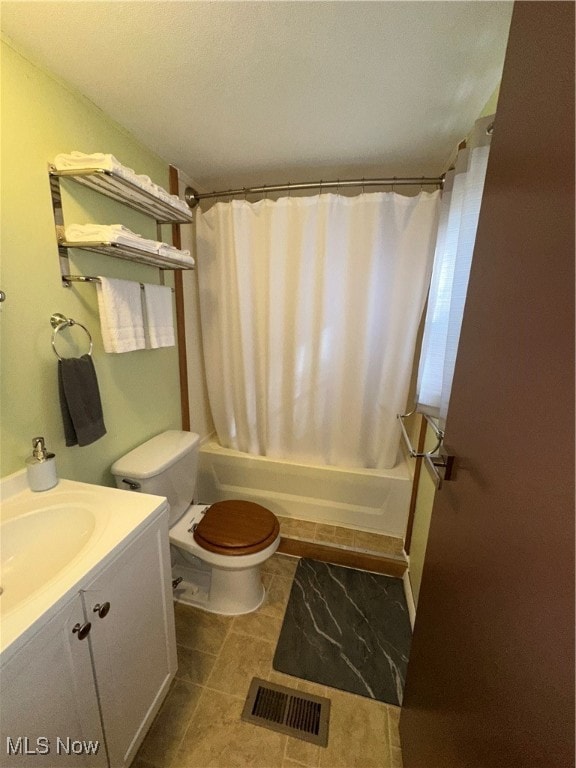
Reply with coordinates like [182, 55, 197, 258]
[26, 436, 58, 491]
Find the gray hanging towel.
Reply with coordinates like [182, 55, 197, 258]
[58, 354, 106, 447]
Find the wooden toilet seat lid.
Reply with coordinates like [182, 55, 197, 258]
[193, 500, 280, 556]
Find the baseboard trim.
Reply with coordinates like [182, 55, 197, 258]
[277, 537, 407, 578]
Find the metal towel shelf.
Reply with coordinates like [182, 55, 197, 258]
[48, 163, 193, 289]
[397, 411, 455, 489]
[61, 275, 175, 293]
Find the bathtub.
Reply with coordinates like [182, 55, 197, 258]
[196, 439, 412, 539]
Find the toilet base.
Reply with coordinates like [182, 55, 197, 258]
[171, 560, 266, 616]
[168, 503, 279, 615]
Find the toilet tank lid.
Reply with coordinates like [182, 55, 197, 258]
[111, 430, 200, 480]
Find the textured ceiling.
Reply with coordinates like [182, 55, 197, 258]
[1, 1, 512, 191]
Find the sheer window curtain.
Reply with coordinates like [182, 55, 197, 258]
[196, 190, 440, 469]
[416, 115, 493, 425]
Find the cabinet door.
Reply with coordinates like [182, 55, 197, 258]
[81, 518, 177, 768]
[0, 594, 107, 767]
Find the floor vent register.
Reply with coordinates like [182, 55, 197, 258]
[241, 677, 330, 747]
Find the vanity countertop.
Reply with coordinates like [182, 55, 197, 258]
[0, 470, 168, 660]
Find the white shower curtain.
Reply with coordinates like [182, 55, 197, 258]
[196, 191, 440, 469]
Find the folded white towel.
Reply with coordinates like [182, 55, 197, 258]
[53, 152, 135, 180]
[64, 225, 193, 265]
[157, 242, 195, 267]
[54, 153, 191, 217]
[65, 224, 159, 254]
[96, 277, 146, 353]
[143, 284, 175, 348]
[143, 180, 191, 216]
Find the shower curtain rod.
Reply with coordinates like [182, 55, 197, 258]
[184, 175, 445, 208]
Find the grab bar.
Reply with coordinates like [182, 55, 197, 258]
[397, 411, 454, 489]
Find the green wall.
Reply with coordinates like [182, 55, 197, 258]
[479, 84, 500, 117]
[0, 39, 183, 485]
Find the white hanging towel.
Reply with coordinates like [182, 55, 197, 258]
[143, 284, 175, 348]
[96, 277, 146, 353]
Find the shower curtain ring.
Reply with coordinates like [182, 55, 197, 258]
[362, 177, 365, 194]
[243, 187, 248, 201]
[337, 178, 340, 194]
[263, 185, 267, 200]
[288, 182, 292, 198]
[392, 176, 397, 192]
[319, 180, 323, 195]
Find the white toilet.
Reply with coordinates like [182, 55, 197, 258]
[111, 430, 280, 615]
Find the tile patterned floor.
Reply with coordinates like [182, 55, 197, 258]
[276, 516, 405, 557]
[134, 554, 403, 768]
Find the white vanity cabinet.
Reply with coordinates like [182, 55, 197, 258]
[0, 511, 177, 768]
[81, 516, 177, 767]
[0, 593, 107, 767]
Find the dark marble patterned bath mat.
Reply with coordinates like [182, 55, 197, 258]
[273, 558, 411, 706]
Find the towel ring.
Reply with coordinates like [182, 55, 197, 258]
[50, 313, 93, 361]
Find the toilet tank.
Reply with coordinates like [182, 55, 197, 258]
[111, 430, 200, 526]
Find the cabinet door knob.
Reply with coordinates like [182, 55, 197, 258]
[93, 602, 111, 619]
[72, 621, 92, 640]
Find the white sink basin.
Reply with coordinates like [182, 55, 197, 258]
[0, 504, 96, 613]
[0, 470, 168, 658]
